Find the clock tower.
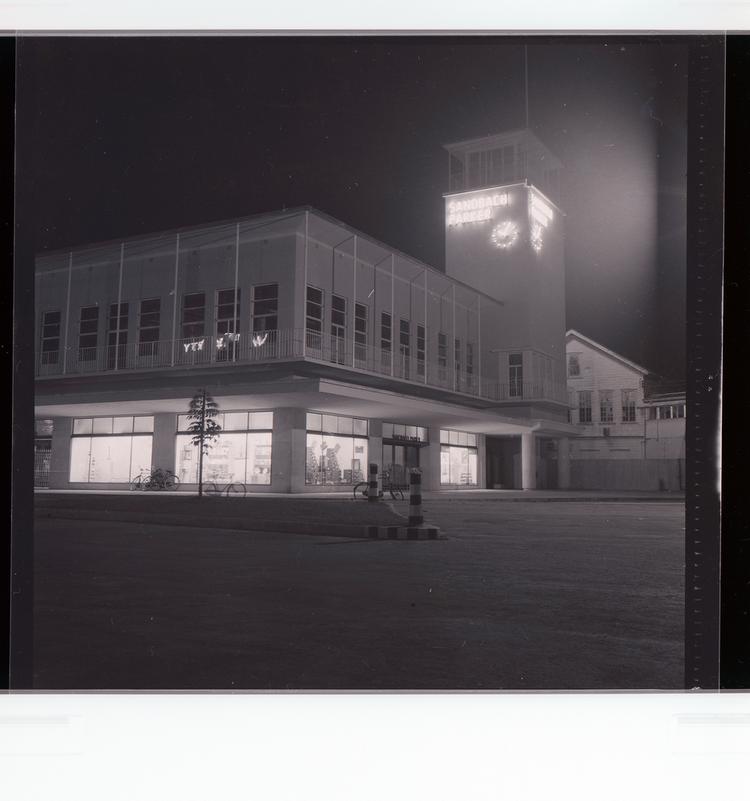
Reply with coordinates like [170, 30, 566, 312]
[444, 128, 566, 407]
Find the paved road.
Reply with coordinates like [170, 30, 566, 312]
[33, 500, 684, 690]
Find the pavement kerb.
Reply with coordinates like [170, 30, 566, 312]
[32, 507, 413, 539]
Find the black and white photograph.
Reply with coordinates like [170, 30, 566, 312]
[10, 32, 725, 696]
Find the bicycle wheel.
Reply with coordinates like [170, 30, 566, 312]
[204, 482, 219, 496]
[130, 475, 143, 491]
[226, 483, 246, 498]
[166, 471, 180, 489]
[389, 486, 404, 501]
[353, 481, 368, 500]
[163, 475, 178, 491]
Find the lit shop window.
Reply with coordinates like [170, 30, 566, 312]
[567, 353, 581, 377]
[69, 416, 154, 483]
[175, 411, 273, 485]
[382, 423, 428, 443]
[439, 429, 478, 486]
[305, 413, 368, 486]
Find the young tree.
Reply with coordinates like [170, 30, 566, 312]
[187, 388, 222, 498]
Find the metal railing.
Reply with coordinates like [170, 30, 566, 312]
[36, 328, 568, 405]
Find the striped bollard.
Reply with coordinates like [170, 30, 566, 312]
[408, 469, 423, 526]
[368, 463, 379, 502]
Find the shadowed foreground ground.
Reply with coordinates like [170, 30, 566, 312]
[33, 500, 684, 690]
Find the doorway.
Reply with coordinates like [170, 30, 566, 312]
[485, 436, 520, 489]
[382, 442, 420, 488]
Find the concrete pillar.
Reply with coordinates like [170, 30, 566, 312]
[521, 431, 537, 490]
[368, 419, 383, 486]
[476, 433, 487, 489]
[557, 437, 571, 490]
[151, 413, 176, 474]
[274, 407, 304, 493]
[48, 417, 72, 489]
[422, 425, 443, 491]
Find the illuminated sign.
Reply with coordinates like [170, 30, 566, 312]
[183, 339, 205, 353]
[446, 191, 509, 227]
[530, 223, 544, 253]
[490, 220, 519, 249]
[251, 333, 269, 347]
[529, 191, 554, 228]
[216, 332, 241, 349]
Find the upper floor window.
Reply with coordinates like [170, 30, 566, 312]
[40, 310, 61, 364]
[509, 353, 523, 398]
[182, 292, 205, 340]
[354, 303, 367, 362]
[78, 306, 99, 360]
[138, 298, 161, 356]
[567, 353, 581, 377]
[216, 289, 241, 360]
[578, 390, 592, 424]
[253, 284, 278, 333]
[216, 289, 241, 334]
[306, 286, 323, 334]
[416, 324, 426, 376]
[380, 312, 392, 353]
[331, 295, 347, 338]
[437, 332, 448, 379]
[621, 389, 636, 423]
[599, 390, 614, 423]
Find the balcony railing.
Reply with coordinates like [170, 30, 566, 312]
[35, 328, 568, 405]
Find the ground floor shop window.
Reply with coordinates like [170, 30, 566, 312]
[440, 429, 478, 486]
[70, 415, 154, 483]
[175, 431, 272, 485]
[175, 411, 273, 485]
[305, 412, 368, 485]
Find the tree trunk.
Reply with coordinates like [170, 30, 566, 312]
[198, 388, 206, 498]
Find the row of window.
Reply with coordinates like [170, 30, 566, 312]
[573, 390, 638, 424]
[40, 284, 279, 364]
[449, 145, 526, 190]
[62, 412, 480, 487]
[306, 285, 481, 387]
[647, 404, 686, 420]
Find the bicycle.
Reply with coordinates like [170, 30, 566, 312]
[352, 471, 405, 501]
[130, 467, 180, 491]
[204, 481, 247, 498]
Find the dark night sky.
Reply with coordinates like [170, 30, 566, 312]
[16, 36, 688, 378]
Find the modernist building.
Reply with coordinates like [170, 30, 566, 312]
[34, 128, 578, 493]
[565, 329, 686, 490]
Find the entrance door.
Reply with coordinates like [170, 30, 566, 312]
[382, 442, 420, 488]
[485, 436, 520, 489]
[34, 438, 52, 487]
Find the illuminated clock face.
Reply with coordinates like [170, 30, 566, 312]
[530, 223, 544, 253]
[490, 220, 519, 249]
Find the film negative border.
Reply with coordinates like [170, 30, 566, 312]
[684, 35, 725, 691]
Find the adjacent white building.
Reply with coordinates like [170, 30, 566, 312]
[565, 329, 685, 491]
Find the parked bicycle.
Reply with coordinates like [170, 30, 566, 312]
[352, 470, 405, 501]
[130, 467, 180, 491]
[205, 481, 247, 498]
